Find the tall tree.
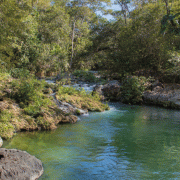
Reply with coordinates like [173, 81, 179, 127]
[115, 0, 131, 24]
[66, 0, 111, 69]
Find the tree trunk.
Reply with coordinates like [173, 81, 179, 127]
[70, 21, 75, 69]
[164, 0, 170, 15]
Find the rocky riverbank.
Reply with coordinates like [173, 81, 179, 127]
[0, 148, 43, 180]
[0, 72, 109, 139]
[143, 83, 180, 109]
[91, 77, 180, 109]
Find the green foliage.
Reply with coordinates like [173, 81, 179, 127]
[161, 13, 180, 35]
[121, 76, 147, 104]
[57, 85, 109, 111]
[0, 110, 13, 123]
[10, 68, 31, 78]
[73, 70, 98, 82]
[58, 86, 87, 96]
[0, 122, 14, 139]
[89, 1, 179, 75]
[11, 78, 41, 104]
[0, 110, 15, 139]
[9, 77, 54, 117]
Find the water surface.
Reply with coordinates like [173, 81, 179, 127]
[3, 103, 180, 179]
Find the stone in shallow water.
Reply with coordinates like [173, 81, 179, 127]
[0, 148, 43, 180]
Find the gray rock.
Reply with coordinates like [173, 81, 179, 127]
[143, 84, 180, 109]
[58, 101, 88, 115]
[151, 80, 164, 90]
[0, 148, 43, 180]
[93, 81, 122, 101]
[0, 137, 3, 147]
[102, 81, 121, 101]
[93, 85, 103, 95]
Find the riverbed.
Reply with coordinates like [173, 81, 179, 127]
[3, 102, 180, 179]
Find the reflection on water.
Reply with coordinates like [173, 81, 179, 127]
[3, 103, 180, 179]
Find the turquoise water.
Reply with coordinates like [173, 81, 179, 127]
[3, 103, 180, 179]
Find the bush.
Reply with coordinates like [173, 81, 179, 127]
[0, 110, 15, 138]
[121, 76, 147, 104]
[73, 70, 98, 82]
[10, 68, 31, 78]
[11, 78, 47, 105]
[0, 122, 14, 139]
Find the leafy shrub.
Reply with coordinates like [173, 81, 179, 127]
[0, 60, 7, 73]
[0, 110, 13, 123]
[11, 78, 47, 104]
[121, 76, 147, 104]
[10, 68, 31, 78]
[0, 122, 14, 139]
[73, 70, 98, 82]
[0, 110, 15, 138]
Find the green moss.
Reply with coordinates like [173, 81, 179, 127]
[75, 109, 81, 115]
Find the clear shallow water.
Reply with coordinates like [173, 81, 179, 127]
[3, 103, 180, 180]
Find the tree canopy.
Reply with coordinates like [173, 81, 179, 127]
[0, 0, 180, 76]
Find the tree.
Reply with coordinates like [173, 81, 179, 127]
[66, 0, 111, 69]
[114, 0, 131, 24]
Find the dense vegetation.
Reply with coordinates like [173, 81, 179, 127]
[0, 71, 109, 139]
[0, 0, 179, 76]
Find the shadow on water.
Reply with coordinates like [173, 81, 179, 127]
[3, 102, 180, 179]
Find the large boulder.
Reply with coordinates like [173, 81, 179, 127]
[0, 148, 43, 180]
[93, 85, 104, 95]
[102, 80, 121, 101]
[93, 80, 121, 101]
[143, 84, 180, 109]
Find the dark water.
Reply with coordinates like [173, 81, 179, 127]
[3, 103, 180, 179]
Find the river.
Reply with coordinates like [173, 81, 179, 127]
[3, 101, 180, 179]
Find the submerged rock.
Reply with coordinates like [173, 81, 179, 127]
[0, 137, 3, 147]
[0, 148, 43, 180]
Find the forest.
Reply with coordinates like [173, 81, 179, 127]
[0, 0, 179, 77]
